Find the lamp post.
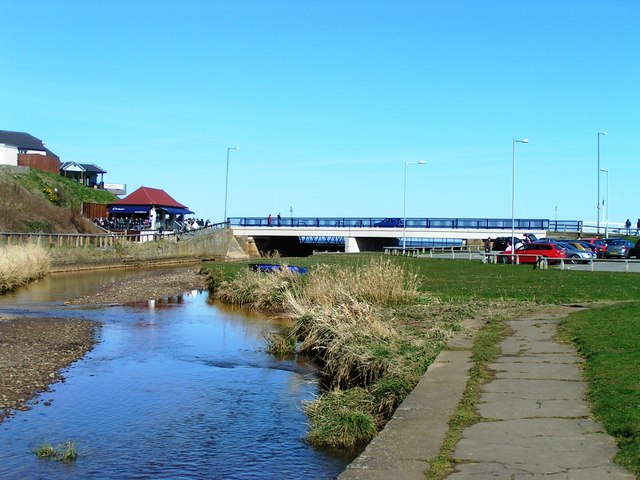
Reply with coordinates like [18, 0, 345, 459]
[511, 138, 529, 255]
[403, 160, 426, 251]
[600, 168, 609, 238]
[223, 146, 239, 224]
[597, 132, 607, 234]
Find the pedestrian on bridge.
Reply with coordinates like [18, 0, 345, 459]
[268, 214, 272, 226]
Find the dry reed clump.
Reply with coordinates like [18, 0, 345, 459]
[214, 267, 304, 311]
[287, 292, 398, 388]
[300, 259, 420, 307]
[0, 244, 50, 293]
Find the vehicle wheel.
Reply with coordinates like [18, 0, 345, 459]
[570, 254, 579, 264]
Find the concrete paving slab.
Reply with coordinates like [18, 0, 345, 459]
[480, 378, 586, 398]
[490, 359, 583, 380]
[477, 393, 590, 419]
[493, 353, 577, 364]
[452, 418, 632, 476]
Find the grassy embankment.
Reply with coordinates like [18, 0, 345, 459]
[203, 254, 640, 475]
[0, 168, 116, 233]
[0, 245, 50, 293]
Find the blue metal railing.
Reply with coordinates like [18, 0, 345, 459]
[229, 217, 583, 232]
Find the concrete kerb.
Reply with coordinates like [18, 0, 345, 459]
[339, 317, 482, 480]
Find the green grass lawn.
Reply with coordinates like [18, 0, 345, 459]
[233, 253, 640, 303]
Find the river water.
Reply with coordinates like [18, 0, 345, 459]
[0, 268, 353, 479]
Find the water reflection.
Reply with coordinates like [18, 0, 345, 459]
[0, 268, 352, 479]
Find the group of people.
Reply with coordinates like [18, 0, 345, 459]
[267, 213, 283, 226]
[93, 216, 150, 232]
[93, 216, 212, 233]
[179, 218, 212, 232]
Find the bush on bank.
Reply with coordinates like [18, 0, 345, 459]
[207, 257, 467, 448]
[0, 245, 50, 293]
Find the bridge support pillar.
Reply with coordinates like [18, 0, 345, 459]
[345, 237, 360, 253]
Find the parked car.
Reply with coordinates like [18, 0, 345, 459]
[605, 239, 636, 259]
[555, 242, 596, 264]
[636, 239, 640, 260]
[497, 242, 567, 264]
[492, 236, 524, 251]
[374, 218, 403, 227]
[582, 238, 609, 258]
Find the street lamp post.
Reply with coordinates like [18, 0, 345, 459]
[403, 160, 426, 251]
[600, 168, 609, 238]
[597, 132, 607, 235]
[224, 146, 239, 224]
[512, 138, 529, 255]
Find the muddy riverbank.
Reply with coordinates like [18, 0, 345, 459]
[0, 267, 209, 422]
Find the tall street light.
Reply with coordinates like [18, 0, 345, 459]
[600, 167, 609, 238]
[403, 160, 426, 250]
[597, 131, 607, 235]
[224, 146, 239, 224]
[512, 138, 529, 254]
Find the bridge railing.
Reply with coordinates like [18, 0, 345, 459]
[229, 217, 583, 232]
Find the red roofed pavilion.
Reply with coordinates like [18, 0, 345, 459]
[108, 186, 193, 232]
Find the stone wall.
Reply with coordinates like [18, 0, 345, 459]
[48, 228, 249, 271]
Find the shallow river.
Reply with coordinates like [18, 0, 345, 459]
[0, 268, 354, 479]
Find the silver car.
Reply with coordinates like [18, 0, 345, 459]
[556, 242, 596, 264]
[605, 239, 635, 259]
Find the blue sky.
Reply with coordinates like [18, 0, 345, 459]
[2, 1, 638, 226]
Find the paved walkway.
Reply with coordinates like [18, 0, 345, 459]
[447, 311, 634, 479]
[340, 310, 635, 480]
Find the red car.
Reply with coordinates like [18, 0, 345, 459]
[497, 242, 567, 264]
[582, 237, 608, 258]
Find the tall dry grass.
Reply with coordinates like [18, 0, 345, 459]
[298, 259, 420, 307]
[0, 244, 51, 293]
[214, 267, 304, 311]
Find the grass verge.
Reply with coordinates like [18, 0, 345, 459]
[557, 302, 640, 476]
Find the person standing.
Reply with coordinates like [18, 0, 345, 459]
[277, 213, 282, 226]
[484, 238, 491, 254]
[267, 214, 272, 226]
[625, 219, 631, 235]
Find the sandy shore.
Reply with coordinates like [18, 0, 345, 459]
[0, 267, 208, 422]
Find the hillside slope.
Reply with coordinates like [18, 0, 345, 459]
[0, 169, 117, 234]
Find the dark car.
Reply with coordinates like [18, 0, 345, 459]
[605, 239, 635, 259]
[492, 236, 524, 251]
[373, 218, 404, 228]
[497, 242, 567, 264]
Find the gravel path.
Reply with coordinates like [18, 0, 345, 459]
[0, 267, 209, 422]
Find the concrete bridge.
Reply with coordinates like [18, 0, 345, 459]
[229, 217, 582, 254]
